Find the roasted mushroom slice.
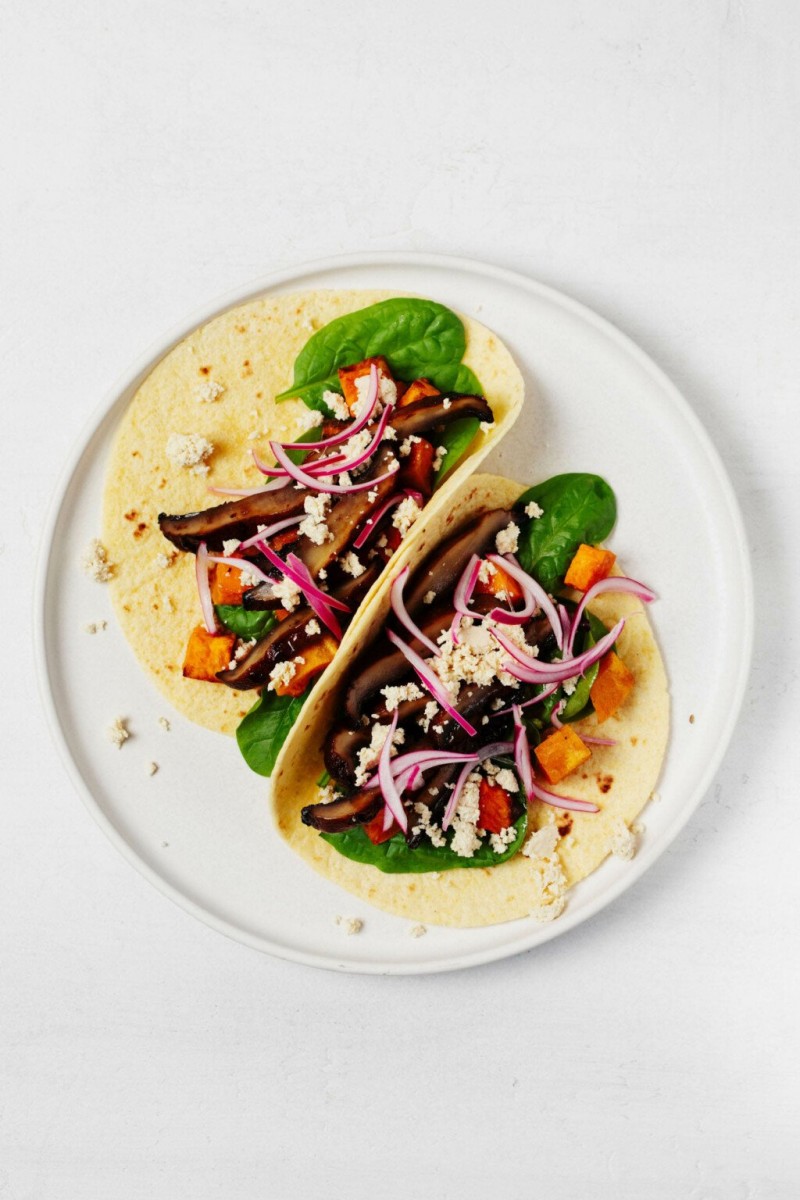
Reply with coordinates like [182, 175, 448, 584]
[215, 605, 318, 690]
[158, 485, 306, 554]
[243, 556, 381, 612]
[388, 392, 493, 440]
[301, 788, 382, 833]
[324, 725, 371, 787]
[292, 447, 399, 578]
[403, 509, 516, 616]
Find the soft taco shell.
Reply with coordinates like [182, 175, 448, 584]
[102, 290, 524, 734]
[271, 474, 670, 927]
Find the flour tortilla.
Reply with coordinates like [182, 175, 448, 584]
[271, 474, 670, 927]
[102, 291, 524, 735]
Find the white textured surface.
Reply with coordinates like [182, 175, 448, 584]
[2, 1, 798, 1197]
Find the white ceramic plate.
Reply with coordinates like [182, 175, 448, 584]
[35, 253, 752, 973]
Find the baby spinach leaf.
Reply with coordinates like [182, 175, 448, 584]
[434, 417, 481, 484]
[236, 691, 306, 777]
[215, 606, 277, 640]
[536, 612, 613, 725]
[276, 298, 476, 406]
[516, 474, 617, 592]
[322, 808, 527, 874]
[284, 424, 323, 463]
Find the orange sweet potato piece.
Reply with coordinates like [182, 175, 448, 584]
[473, 560, 524, 605]
[209, 563, 246, 606]
[399, 378, 440, 408]
[564, 544, 617, 592]
[182, 625, 237, 682]
[478, 778, 515, 833]
[363, 808, 400, 844]
[337, 356, 393, 412]
[590, 651, 635, 722]
[534, 726, 592, 784]
[397, 437, 436, 496]
[272, 634, 339, 697]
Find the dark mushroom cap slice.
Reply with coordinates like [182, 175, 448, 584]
[324, 725, 371, 786]
[216, 603, 319, 690]
[403, 508, 517, 617]
[301, 788, 382, 833]
[388, 393, 493, 440]
[158, 484, 306, 554]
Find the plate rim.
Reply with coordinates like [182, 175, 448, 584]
[33, 250, 754, 974]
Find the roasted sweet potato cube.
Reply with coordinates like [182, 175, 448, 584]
[398, 437, 436, 496]
[337, 356, 394, 412]
[209, 563, 246, 606]
[363, 808, 400, 844]
[182, 624, 236, 682]
[564, 544, 617, 592]
[534, 726, 592, 784]
[399, 377, 440, 408]
[590, 651, 635, 722]
[473, 560, 524, 604]
[478, 778, 515, 833]
[272, 634, 339, 697]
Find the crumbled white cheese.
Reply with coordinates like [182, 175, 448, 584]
[158, 716, 171, 732]
[106, 717, 129, 749]
[379, 374, 398, 407]
[419, 700, 439, 733]
[477, 559, 496, 584]
[323, 390, 350, 421]
[195, 379, 224, 403]
[291, 403, 322, 435]
[155, 551, 176, 569]
[341, 551, 365, 578]
[495, 522, 520, 555]
[82, 539, 114, 582]
[523, 824, 567, 921]
[412, 802, 447, 849]
[318, 568, 327, 580]
[228, 638, 256, 669]
[146, 761, 159, 776]
[317, 783, 338, 805]
[334, 916, 364, 935]
[298, 492, 332, 545]
[304, 619, 321, 637]
[239, 569, 259, 588]
[489, 827, 517, 854]
[494, 768, 518, 793]
[222, 539, 241, 556]
[391, 496, 422, 539]
[423, 590, 437, 605]
[165, 432, 214, 471]
[84, 620, 107, 635]
[410, 924, 427, 938]
[381, 682, 423, 712]
[608, 818, 637, 861]
[479, 420, 492, 434]
[354, 722, 405, 787]
[432, 445, 447, 472]
[525, 500, 544, 519]
[382, 425, 397, 442]
[399, 435, 421, 457]
[337, 471, 352, 487]
[432, 617, 531, 698]
[271, 575, 303, 611]
[367, 488, 379, 502]
[267, 656, 304, 692]
[450, 772, 484, 858]
[561, 676, 578, 696]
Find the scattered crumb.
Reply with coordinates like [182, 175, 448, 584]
[106, 717, 129, 749]
[524, 500, 544, 519]
[84, 620, 107, 634]
[195, 379, 224, 403]
[158, 716, 171, 732]
[334, 916, 363, 936]
[608, 817, 637, 861]
[410, 924, 427, 939]
[146, 761, 159, 776]
[689, 713, 696, 724]
[165, 432, 214, 471]
[82, 539, 114, 582]
[155, 551, 177, 569]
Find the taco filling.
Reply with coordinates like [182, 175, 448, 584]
[158, 360, 492, 722]
[299, 490, 657, 882]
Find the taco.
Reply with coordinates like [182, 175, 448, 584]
[271, 473, 669, 927]
[101, 291, 524, 775]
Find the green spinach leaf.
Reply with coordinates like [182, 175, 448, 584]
[322, 808, 527, 874]
[236, 691, 306, 777]
[516, 474, 616, 592]
[276, 298, 478, 406]
[215, 606, 277, 640]
[434, 417, 481, 484]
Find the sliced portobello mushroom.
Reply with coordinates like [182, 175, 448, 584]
[403, 508, 517, 616]
[388, 393, 493, 440]
[324, 725, 371, 787]
[215, 603, 319, 690]
[292, 446, 400, 578]
[158, 485, 306, 554]
[301, 788, 382, 833]
[243, 555, 382, 612]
